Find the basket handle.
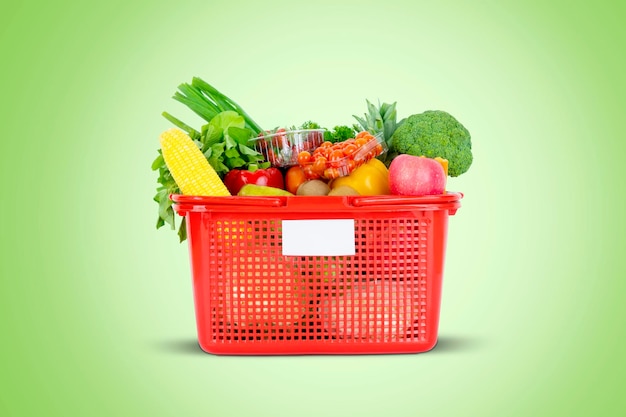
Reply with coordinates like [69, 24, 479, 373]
[170, 195, 287, 214]
[350, 193, 463, 215]
[171, 194, 287, 206]
[350, 193, 463, 207]
[209, 196, 287, 207]
[350, 196, 414, 206]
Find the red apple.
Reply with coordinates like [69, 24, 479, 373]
[388, 154, 446, 196]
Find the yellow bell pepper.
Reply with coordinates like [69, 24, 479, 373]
[434, 157, 448, 176]
[330, 158, 391, 195]
[433, 157, 448, 191]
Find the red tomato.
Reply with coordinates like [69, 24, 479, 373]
[342, 144, 357, 156]
[312, 156, 327, 175]
[323, 167, 341, 179]
[297, 151, 312, 165]
[302, 165, 321, 179]
[329, 149, 344, 162]
[355, 137, 368, 147]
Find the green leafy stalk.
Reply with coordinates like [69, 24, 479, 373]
[191, 77, 264, 134]
[172, 83, 220, 122]
[161, 112, 201, 139]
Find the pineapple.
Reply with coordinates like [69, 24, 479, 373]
[353, 100, 404, 166]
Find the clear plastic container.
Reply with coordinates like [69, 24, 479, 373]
[252, 129, 326, 167]
[299, 132, 387, 180]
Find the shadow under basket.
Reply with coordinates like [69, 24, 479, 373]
[172, 192, 462, 355]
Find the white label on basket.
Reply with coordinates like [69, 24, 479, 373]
[282, 219, 355, 256]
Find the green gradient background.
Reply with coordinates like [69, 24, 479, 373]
[2, 0, 624, 416]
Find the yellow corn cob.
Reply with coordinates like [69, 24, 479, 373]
[159, 128, 231, 196]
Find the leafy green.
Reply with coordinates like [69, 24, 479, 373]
[298, 120, 323, 130]
[151, 149, 179, 231]
[153, 78, 268, 242]
[324, 125, 359, 143]
[290, 121, 357, 143]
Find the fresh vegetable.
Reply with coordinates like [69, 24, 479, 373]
[153, 78, 268, 241]
[353, 100, 403, 166]
[324, 125, 359, 143]
[195, 110, 269, 176]
[237, 184, 293, 196]
[389, 110, 472, 177]
[330, 158, 390, 196]
[295, 121, 357, 144]
[161, 79, 268, 176]
[159, 128, 231, 197]
[285, 166, 308, 194]
[297, 131, 384, 180]
[163, 77, 264, 135]
[298, 120, 323, 130]
[434, 156, 449, 192]
[327, 185, 359, 196]
[320, 280, 416, 341]
[434, 157, 449, 176]
[223, 167, 284, 195]
[388, 154, 446, 196]
[153, 79, 471, 246]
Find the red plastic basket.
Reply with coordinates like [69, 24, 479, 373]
[172, 193, 462, 355]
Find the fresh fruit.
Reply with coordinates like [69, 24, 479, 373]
[255, 128, 326, 167]
[237, 184, 293, 196]
[296, 179, 331, 196]
[388, 154, 446, 196]
[353, 100, 402, 166]
[285, 166, 308, 194]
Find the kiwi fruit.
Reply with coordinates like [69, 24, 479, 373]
[296, 180, 331, 196]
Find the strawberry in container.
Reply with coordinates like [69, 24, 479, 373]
[252, 128, 326, 168]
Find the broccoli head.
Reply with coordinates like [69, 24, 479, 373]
[390, 110, 472, 177]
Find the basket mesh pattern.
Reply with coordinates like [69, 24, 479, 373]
[203, 216, 431, 344]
